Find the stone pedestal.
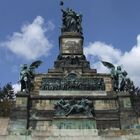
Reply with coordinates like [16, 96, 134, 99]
[9, 93, 28, 135]
[59, 32, 84, 55]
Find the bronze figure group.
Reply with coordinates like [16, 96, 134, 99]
[61, 8, 83, 34]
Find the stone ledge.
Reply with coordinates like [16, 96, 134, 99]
[1, 135, 140, 140]
[39, 90, 107, 96]
[16, 93, 29, 97]
[99, 129, 140, 136]
[31, 129, 98, 137]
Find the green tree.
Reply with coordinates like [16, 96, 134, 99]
[0, 83, 15, 116]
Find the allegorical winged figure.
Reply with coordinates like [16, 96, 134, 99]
[20, 60, 42, 93]
[101, 61, 128, 91]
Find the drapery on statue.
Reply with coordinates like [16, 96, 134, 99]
[61, 7, 83, 34]
[20, 60, 42, 93]
[101, 61, 134, 92]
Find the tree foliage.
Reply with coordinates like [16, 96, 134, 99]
[0, 83, 15, 116]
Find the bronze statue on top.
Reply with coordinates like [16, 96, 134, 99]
[61, 7, 83, 34]
[20, 60, 42, 93]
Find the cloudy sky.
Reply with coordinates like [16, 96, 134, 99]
[0, 0, 140, 90]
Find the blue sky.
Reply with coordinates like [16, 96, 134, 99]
[0, 0, 140, 88]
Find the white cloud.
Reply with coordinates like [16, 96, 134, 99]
[84, 42, 122, 63]
[12, 83, 21, 93]
[0, 16, 54, 60]
[46, 20, 55, 31]
[84, 35, 140, 87]
[84, 42, 122, 73]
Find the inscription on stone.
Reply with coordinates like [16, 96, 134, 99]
[53, 119, 96, 129]
[39, 90, 107, 96]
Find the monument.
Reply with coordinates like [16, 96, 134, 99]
[7, 1, 140, 140]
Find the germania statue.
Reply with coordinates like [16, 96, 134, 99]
[61, 7, 83, 34]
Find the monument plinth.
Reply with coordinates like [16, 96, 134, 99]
[26, 7, 120, 135]
[59, 32, 83, 55]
